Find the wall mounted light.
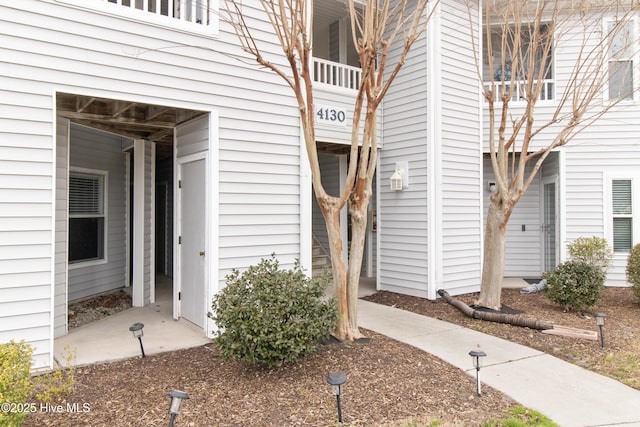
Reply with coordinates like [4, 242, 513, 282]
[390, 161, 409, 191]
[487, 181, 497, 193]
[326, 371, 347, 423]
[594, 313, 606, 348]
[129, 322, 146, 358]
[469, 350, 487, 396]
[167, 390, 189, 427]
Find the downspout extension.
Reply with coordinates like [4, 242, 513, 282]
[437, 289, 554, 330]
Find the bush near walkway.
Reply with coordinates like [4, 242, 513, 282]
[209, 255, 336, 367]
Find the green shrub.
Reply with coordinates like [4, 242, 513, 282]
[0, 340, 34, 427]
[567, 236, 612, 273]
[209, 255, 336, 367]
[626, 244, 640, 302]
[33, 344, 76, 404]
[544, 260, 606, 311]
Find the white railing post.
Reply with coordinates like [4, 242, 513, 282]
[312, 57, 362, 91]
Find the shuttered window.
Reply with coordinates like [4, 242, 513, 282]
[612, 179, 632, 252]
[69, 171, 107, 263]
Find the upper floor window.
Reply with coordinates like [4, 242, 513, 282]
[69, 170, 107, 264]
[607, 20, 635, 100]
[612, 179, 633, 252]
[483, 24, 554, 102]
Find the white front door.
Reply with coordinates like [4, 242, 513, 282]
[179, 158, 206, 327]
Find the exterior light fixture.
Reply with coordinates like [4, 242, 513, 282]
[167, 390, 189, 427]
[594, 313, 606, 348]
[129, 322, 145, 358]
[488, 181, 497, 193]
[469, 350, 487, 396]
[390, 161, 409, 191]
[326, 371, 347, 423]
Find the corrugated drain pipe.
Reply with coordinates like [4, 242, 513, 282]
[436, 289, 554, 331]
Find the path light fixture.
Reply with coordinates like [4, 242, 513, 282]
[326, 371, 347, 423]
[129, 322, 145, 358]
[469, 350, 487, 396]
[167, 390, 189, 427]
[594, 313, 606, 349]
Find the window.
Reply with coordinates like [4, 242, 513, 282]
[69, 170, 107, 264]
[607, 20, 635, 100]
[612, 179, 633, 252]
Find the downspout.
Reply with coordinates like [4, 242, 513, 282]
[427, 0, 442, 300]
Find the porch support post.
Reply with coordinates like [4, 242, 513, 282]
[133, 139, 145, 307]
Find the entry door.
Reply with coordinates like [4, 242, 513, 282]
[543, 177, 559, 272]
[179, 158, 206, 327]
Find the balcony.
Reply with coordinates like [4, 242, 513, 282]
[484, 79, 554, 103]
[312, 58, 361, 91]
[83, 0, 214, 27]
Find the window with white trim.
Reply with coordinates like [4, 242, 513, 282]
[69, 170, 107, 263]
[607, 20, 635, 100]
[612, 179, 633, 252]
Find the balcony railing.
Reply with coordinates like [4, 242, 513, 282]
[484, 79, 554, 102]
[313, 58, 362, 91]
[103, 0, 212, 26]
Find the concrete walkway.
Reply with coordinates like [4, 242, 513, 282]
[54, 306, 212, 367]
[358, 299, 640, 427]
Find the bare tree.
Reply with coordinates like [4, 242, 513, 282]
[468, 0, 639, 309]
[223, 0, 436, 340]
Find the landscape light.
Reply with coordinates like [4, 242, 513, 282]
[167, 390, 189, 427]
[129, 322, 145, 358]
[594, 313, 606, 349]
[326, 371, 347, 423]
[469, 350, 487, 396]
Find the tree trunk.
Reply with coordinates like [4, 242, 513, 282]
[319, 198, 364, 341]
[345, 179, 370, 339]
[476, 199, 509, 310]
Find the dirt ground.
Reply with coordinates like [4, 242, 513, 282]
[24, 286, 639, 426]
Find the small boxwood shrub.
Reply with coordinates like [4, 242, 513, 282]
[626, 243, 640, 302]
[209, 255, 336, 367]
[0, 340, 34, 427]
[544, 260, 606, 311]
[567, 236, 612, 272]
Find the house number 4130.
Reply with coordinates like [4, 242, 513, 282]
[315, 105, 347, 126]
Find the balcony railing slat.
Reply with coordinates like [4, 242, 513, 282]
[312, 57, 361, 91]
[485, 79, 554, 102]
[101, 0, 210, 26]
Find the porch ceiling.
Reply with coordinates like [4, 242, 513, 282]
[317, 141, 352, 155]
[56, 93, 206, 160]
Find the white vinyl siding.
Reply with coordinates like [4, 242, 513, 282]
[68, 125, 127, 301]
[2, 0, 303, 368]
[483, 157, 543, 277]
[565, 145, 640, 286]
[440, 0, 482, 294]
[0, 87, 54, 368]
[379, 13, 429, 297]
